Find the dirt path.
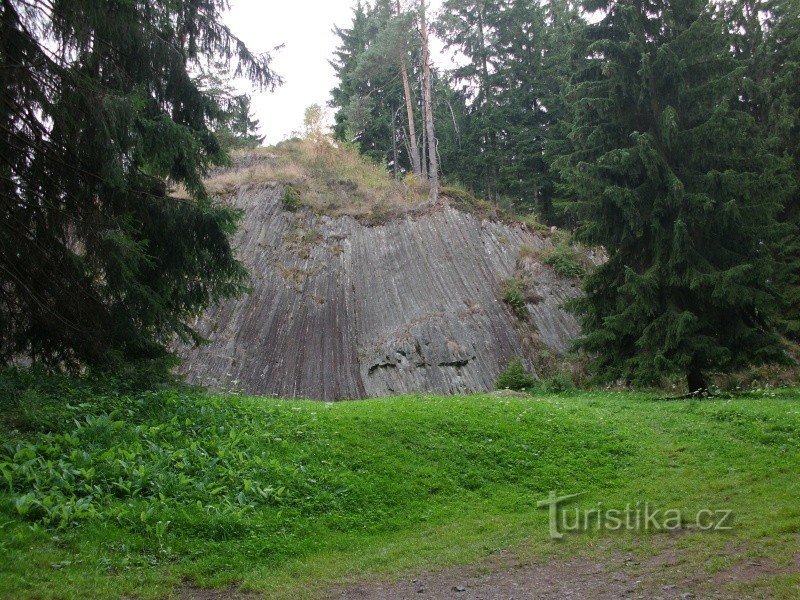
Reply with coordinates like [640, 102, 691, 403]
[180, 538, 799, 599]
[329, 544, 799, 600]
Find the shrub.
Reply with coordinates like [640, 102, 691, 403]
[544, 242, 585, 278]
[520, 214, 550, 233]
[542, 371, 577, 393]
[500, 278, 528, 319]
[282, 185, 301, 212]
[496, 358, 537, 391]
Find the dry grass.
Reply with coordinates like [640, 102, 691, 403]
[197, 137, 433, 224]
[172, 137, 555, 228]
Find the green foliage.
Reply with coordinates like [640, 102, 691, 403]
[500, 279, 529, 319]
[0, 370, 636, 575]
[434, 0, 582, 219]
[331, 1, 470, 180]
[282, 186, 302, 212]
[0, 385, 287, 530]
[541, 371, 577, 394]
[495, 358, 537, 390]
[1, 373, 800, 597]
[552, 0, 792, 391]
[303, 104, 326, 140]
[728, 0, 800, 341]
[442, 185, 512, 221]
[0, 0, 279, 369]
[196, 63, 265, 151]
[520, 215, 551, 233]
[544, 242, 585, 278]
[330, 0, 408, 166]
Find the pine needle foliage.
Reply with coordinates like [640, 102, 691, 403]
[0, 0, 279, 369]
[553, 0, 792, 391]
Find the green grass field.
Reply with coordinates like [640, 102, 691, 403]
[1, 371, 799, 598]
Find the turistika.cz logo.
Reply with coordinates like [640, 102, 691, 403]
[537, 491, 734, 540]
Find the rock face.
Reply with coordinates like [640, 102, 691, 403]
[179, 183, 594, 400]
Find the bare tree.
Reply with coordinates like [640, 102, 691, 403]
[397, 0, 423, 178]
[419, 0, 439, 200]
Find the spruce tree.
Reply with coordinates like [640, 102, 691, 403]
[330, 0, 411, 168]
[196, 65, 264, 151]
[750, 0, 800, 339]
[436, 0, 503, 201]
[0, 0, 278, 369]
[491, 0, 557, 215]
[435, 0, 581, 218]
[554, 0, 791, 391]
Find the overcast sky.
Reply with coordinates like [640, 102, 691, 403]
[223, 0, 447, 144]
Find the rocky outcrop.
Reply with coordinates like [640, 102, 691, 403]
[179, 183, 597, 400]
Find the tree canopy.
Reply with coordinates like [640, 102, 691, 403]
[332, 0, 800, 390]
[0, 0, 279, 369]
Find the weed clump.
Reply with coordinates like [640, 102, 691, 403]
[544, 242, 586, 278]
[500, 278, 532, 319]
[542, 371, 577, 393]
[282, 185, 301, 212]
[496, 358, 537, 391]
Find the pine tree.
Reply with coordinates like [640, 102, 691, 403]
[435, 0, 580, 217]
[554, 0, 791, 391]
[541, 0, 587, 224]
[432, 75, 470, 181]
[748, 0, 800, 339]
[419, 0, 439, 198]
[331, 1, 373, 143]
[491, 0, 558, 214]
[330, 0, 411, 169]
[196, 64, 264, 151]
[763, 0, 800, 340]
[436, 0, 503, 201]
[396, 0, 424, 177]
[0, 0, 278, 369]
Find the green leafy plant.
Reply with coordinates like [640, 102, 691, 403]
[1, 369, 800, 598]
[500, 278, 529, 319]
[544, 242, 585, 278]
[542, 371, 577, 393]
[282, 185, 302, 212]
[496, 358, 537, 391]
[520, 214, 551, 233]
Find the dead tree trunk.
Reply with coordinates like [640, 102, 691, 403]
[392, 110, 399, 179]
[419, 0, 439, 201]
[397, 0, 423, 178]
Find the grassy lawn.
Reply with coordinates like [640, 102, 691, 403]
[1, 372, 799, 598]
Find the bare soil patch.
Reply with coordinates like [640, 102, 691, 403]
[328, 540, 799, 600]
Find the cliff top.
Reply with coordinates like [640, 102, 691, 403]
[195, 137, 546, 228]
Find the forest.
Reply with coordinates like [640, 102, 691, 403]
[330, 0, 800, 392]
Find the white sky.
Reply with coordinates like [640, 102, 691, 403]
[224, 0, 448, 144]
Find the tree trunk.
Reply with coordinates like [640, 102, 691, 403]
[420, 88, 428, 175]
[397, 0, 423, 178]
[475, 6, 498, 203]
[392, 111, 399, 179]
[419, 0, 439, 201]
[687, 369, 708, 396]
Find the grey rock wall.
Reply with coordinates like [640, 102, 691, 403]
[179, 184, 590, 400]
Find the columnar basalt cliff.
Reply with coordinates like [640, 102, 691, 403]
[180, 181, 598, 400]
